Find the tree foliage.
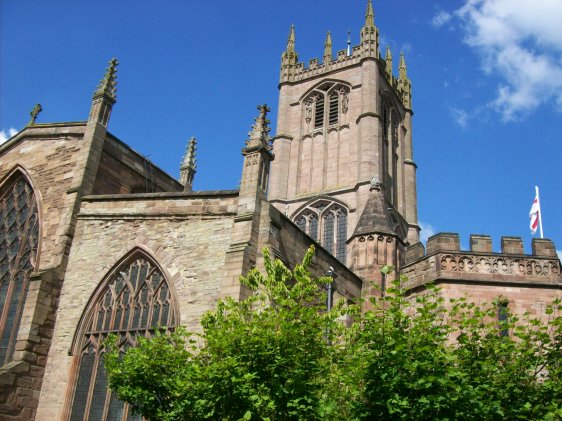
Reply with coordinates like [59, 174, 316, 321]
[105, 246, 352, 420]
[104, 248, 562, 420]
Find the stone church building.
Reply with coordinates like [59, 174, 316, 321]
[1, 2, 560, 420]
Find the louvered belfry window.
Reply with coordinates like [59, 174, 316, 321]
[0, 173, 39, 366]
[69, 252, 177, 421]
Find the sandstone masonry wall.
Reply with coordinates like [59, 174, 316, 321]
[35, 193, 237, 420]
[0, 125, 88, 420]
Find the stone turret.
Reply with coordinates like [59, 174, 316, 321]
[180, 136, 197, 191]
[360, 0, 379, 57]
[280, 25, 298, 83]
[221, 105, 275, 300]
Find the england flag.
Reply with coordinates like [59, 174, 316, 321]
[529, 187, 541, 236]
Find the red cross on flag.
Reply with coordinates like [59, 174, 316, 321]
[529, 186, 543, 237]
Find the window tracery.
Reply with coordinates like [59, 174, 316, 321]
[0, 172, 39, 366]
[303, 82, 349, 130]
[68, 252, 176, 421]
[293, 200, 347, 264]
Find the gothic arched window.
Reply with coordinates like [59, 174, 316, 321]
[68, 251, 177, 421]
[0, 171, 39, 366]
[293, 200, 348, 264]
[303, 82, 349, 130]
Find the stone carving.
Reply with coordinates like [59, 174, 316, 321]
[245, 154, 259, 166]
[340, 88, 349, 114]
[304, 98, 313, 124]
[370, 175, 382, 191]
[440, 254, 560, 277]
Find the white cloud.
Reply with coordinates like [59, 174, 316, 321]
[0, 128, 18, 145]
[450, 107, 469, 128]
[453, 0, 562, 121]
[432, 10, 452, 28]
[419, 221, 437, 244]
[557, 250, 562, 261]
[431, 1, 562, 121]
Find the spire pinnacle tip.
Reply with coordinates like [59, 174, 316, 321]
[94, 57, 119, 102]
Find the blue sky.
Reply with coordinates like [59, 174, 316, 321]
[1, 0, 561, 257]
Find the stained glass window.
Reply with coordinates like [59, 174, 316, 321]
[293, 201, 347, 264]
[308, 214, 319, 242]
[336, 212, 347, 263]
[69, 252, 176, 421]
[323, 213, 334, 254]
[0, 173, 39, 366]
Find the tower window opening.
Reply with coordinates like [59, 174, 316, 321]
[329, 94, 339, 125]
[314, 96, 325, 128]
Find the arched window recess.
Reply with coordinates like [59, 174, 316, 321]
[302, 81, 350, 131]
[0, 166, 41, 366]
[67, 248, 178, 421]
[293, 198, 348, 264]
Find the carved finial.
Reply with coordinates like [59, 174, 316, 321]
[246, 104, 271, 149]
[324, 31, 332, 63]
[347, 30, 351, 56]
[28, 104, 42, 126]
[287, 24, 296, 53]
[93, 58, 119, 103]
[180, 136, 197, 191]
[399, 51, 407, 79]
[365, 0, 375, 28]
[360, 0, 379, 55]
[370, 174, 382, 191]
[181, 136, 197, 171]
[281, 24, 298, 82]
[385, 45, 393, 77]
[398, 51, 412, 109]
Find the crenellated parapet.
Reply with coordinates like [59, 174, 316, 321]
[402, 233, 561, 291]
[278, 1, 411, 110]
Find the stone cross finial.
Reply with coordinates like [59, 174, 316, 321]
[94, 58, 119, 103]
[245, 104, 271, 148]
[28, 104, 42, 126]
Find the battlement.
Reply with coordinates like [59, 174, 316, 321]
[286, 45, 366, 82]
[401, 233, 560, 292]
[405, 233, 559, 264]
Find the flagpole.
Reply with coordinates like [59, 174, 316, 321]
[536, 185, 544, 239]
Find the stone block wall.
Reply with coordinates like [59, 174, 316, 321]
[35, 192, 239, 420]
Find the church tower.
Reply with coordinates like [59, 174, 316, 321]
[269, 1, 419, 286]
